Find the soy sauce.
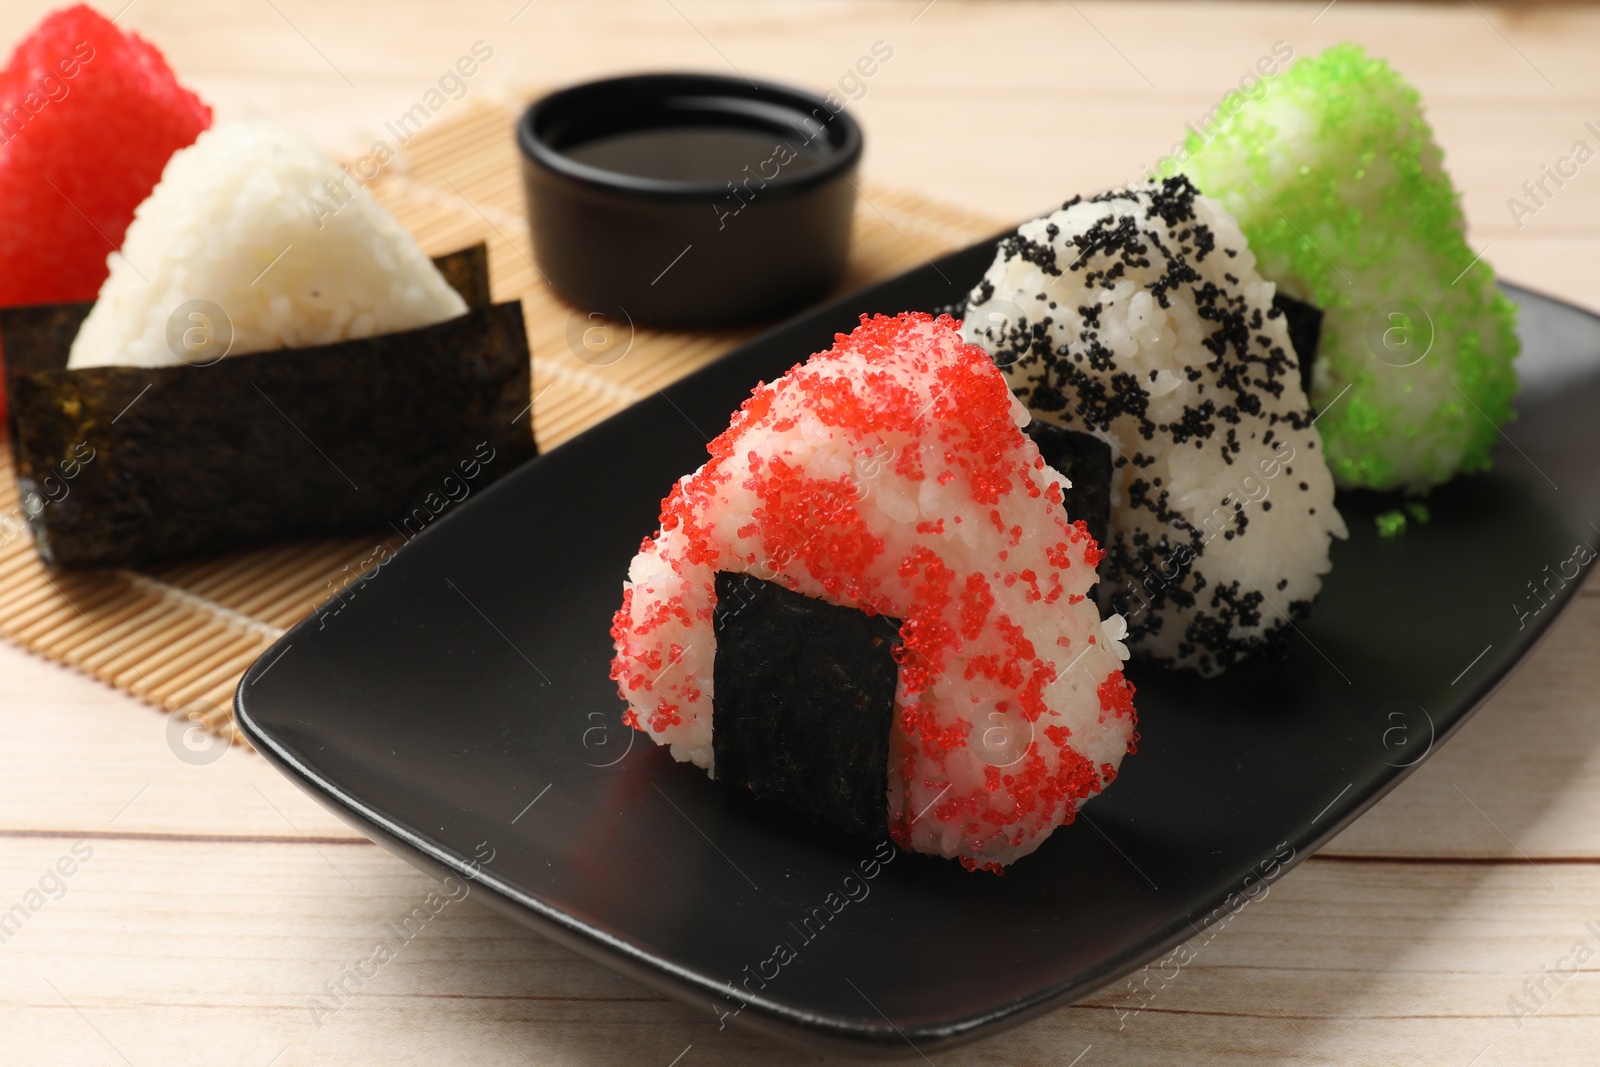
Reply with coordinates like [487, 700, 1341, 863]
[562, 126, 831, 184]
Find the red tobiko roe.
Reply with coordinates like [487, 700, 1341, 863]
[0, 4, 212, 419]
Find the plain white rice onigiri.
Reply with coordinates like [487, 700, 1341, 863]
[961, 177, 1347, 676]
[67, 119, 466, 368]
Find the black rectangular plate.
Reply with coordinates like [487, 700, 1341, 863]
[236, 237, 1600, 1058]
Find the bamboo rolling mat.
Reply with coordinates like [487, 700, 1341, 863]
[0, 98, 1007, 743]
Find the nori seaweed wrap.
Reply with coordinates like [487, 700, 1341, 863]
[1272, 291, 1323, 397]
[3, 244, 535, 567]
[1023, 421, 1112, 555]
[711, 570, 901, 839]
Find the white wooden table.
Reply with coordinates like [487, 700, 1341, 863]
[2, 2, 1599, 1063]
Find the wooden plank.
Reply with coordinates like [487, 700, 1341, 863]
[0, 832, 1594, 1066]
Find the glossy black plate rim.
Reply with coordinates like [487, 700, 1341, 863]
[235, 237, 1594, 1057]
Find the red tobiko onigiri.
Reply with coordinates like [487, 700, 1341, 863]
[0, 4, 211, 418]
[611, 312, 1138, 871]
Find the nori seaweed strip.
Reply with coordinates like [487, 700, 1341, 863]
[1024, 421, 1112, 552]
[3, 245, 536, 568]
[1271, 292, 1323, 398]
[711, 570, 900, 839]
[433, 243, 494, 311]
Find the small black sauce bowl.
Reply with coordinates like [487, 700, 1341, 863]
[517, 73, 862, 327]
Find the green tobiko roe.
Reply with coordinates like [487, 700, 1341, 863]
[1174, 42, 1520, 495]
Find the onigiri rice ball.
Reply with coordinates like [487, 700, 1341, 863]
[611, 312, 1139, 871]
[1175, 43, 1520, 494]
[67, 118, 466, 369]
[962, 177, 1347, 675]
